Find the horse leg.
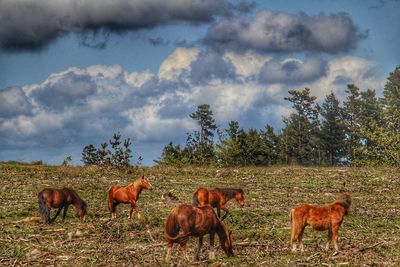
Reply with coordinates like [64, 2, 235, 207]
[332, 225, 340, 252]
[221, 207, 229, 220]
[129, 201, 141, 219]
[209, 230, 215, 260]
[111, 202, 119, 219]
[217, 207, 221, 218]
[195, 236, 203, 261]
[51, 207, 63, 223]
[165, 242, 173, 263]
[62, 205, 69, 221]
[179, 242, 189, 262]
[325, 228, 333, 251]
[298, 225, 306, 252]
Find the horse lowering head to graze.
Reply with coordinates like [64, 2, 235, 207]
[164, 204, 234, 263]
[290, 194, 352, 252]
[193, 187, 244, 220]
[107, 175, 152, 219]
[38, 188, 87, 224]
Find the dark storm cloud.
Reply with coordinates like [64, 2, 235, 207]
[203, 10, 367, 54]
[259, 57, 327, 84]
[189, 52, 236, 83]
[30, 72, 96, 110]
[0, 87, 33, 117]
[0, 0, 253, 51]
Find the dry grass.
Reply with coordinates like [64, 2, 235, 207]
[0, 163, 399, 266]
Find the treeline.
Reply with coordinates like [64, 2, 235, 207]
[160, 66, 400, 167]
[82, 132, 132, 168]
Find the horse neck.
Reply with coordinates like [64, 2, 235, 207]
[130, 182, 144, 195]
[216, 221, 228, 245]
[68, 190, 84, 209]
[218, 189, 239, 201]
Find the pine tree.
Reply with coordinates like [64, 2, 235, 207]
[320, 92, 347, 166]
[189, 104, 217, 164]
[343, 84, 362, 164]
[365, 66, 400, 166]
[82, 144, 98, 165]
[282, 88, 320, 165]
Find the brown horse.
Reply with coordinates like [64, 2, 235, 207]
[193, 187, 244, 220]
[107, 175, 152, 219]
[164, 204, 233, 263]
[38, 188, 87, 224]
[290, 194, 352, 252]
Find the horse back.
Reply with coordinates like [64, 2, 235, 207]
[300, 204, 341, 230]
[39, 188, 67, 208]
[109, 185, 131, 203]
[194, 188, 210, 207]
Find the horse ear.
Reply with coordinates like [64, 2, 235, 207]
[142, 175, 145, 179]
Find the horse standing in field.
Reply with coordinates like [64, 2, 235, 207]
[164, 204, 234, 263]
[38, 188, 87, 224]
[290, 194, 352, 252]
[107, 175, 152, 219]
[193, 187, 244, 220]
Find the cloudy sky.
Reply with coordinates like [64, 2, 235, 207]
[0, 0, 399, 165]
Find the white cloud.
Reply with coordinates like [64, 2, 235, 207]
[224, 51, 271, 78]
[158, 47, 199, 80]
[0, 49, 385, 164]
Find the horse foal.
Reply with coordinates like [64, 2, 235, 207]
[290, 194, 351, 252]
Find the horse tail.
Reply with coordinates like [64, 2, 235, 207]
[193, 190, 199, 207]
[38, 191, 50, 223]
[290, 208, 296, 243]
[107, 186, 115, 212]
[164, 210, 190, 244]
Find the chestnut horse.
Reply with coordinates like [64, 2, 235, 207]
[164, 204, 233, 263]
[108, 175, 152, 219]
[290, 194, 352, 252]
[193, 187, 244, 220]
[38, 188, 87, 224]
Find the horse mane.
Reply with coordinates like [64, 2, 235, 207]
[332, 194, 351, 214]
[131, 177, 145, 188]
[216, 188, 243, 199]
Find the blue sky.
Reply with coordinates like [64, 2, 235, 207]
[0, 0, 399, 165]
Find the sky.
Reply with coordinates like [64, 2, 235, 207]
[0, 0, 399, 165]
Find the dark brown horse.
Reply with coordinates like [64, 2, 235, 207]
[290, 194, 352, 252]
[38, 188, 87, 224]
[164, 204, 233, 263]
[193, 187, 244, 220]
[107, 175, 152, 219]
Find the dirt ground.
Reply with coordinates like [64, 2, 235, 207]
[0, 163, 399, 266]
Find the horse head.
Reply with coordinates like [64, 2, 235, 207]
[218, 222, 234, 257]
[77, 200, 87, 222]
[140, 175, 153, 190]
[235, 190, 245, 207]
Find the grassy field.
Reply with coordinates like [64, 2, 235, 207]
[0, 163, 399, 266]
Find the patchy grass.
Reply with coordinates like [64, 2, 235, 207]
[0, 164, 399, 266]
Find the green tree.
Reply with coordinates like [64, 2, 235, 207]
[188, 104, 218, 164]
[281, 88, 320, 165]
[365, 66, 400, 166]
[343, 84, 362, 164]
[82, 144, 98, 165]
[319, 92, 347, 166]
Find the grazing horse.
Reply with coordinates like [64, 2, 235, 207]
[108, 175, 152, 219]
[38, 188, 87, 224]
[193, 187, 244, 220]
[290, 194, 352, 252]
[164, 204, 233, 263]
